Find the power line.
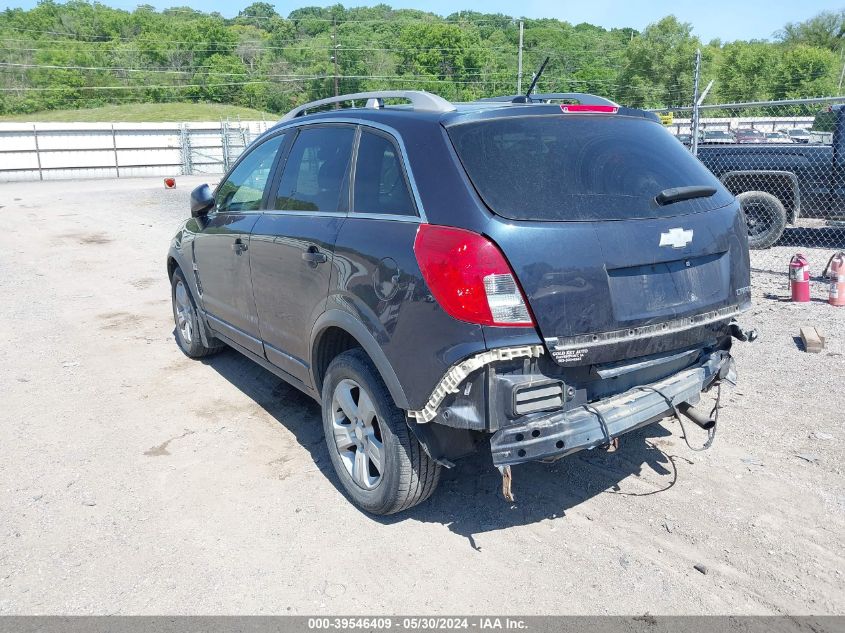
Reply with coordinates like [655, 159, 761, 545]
[0, 59, 721, 96]
[0, 37, 632, 57]
[0, 37, 529, 53]
[0, 58, 730, 90]
[0, 61, 643, 80]
[0, 80, 273, 91]
[0, 24, 634, 51]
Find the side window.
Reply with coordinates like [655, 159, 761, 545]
[353, 131, 416, 216]
[274, 126, 355, 212]
[216, 134, 285, 213]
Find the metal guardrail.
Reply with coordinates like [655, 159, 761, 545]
[0, 119, 270, 182]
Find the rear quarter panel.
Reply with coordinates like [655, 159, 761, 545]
[326, 216, 489, 411]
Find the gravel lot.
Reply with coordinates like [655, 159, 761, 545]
[0, 177, 843, 615]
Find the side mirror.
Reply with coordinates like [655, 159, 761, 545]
[190, 184, 215, 218]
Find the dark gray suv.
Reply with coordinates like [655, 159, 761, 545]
[168, 90, 754, 514]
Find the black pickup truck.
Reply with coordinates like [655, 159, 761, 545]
[696, 105, 843, 249]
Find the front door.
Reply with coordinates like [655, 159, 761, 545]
[193, 133, 286, 355]
[249, 125, 356, 384]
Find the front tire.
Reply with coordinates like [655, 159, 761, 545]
[170, 268, 223, 358]
[321, 349, 441, 515]
[738, 190, 787, 250]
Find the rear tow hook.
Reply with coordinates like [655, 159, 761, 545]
[730, 322, 758, 342]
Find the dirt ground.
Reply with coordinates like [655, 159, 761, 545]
[0, 177, 843, 615]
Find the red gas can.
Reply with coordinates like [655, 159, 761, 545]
[789, 253, 811, 303]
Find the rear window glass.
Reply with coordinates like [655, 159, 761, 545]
[447, 115, 727, 221]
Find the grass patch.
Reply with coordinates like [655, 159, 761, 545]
[0, 102, 278, 123]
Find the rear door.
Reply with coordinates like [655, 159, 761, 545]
[249, 124, 356, 384]
[193, 133, 286, 355]
[446, 111, 751, 365]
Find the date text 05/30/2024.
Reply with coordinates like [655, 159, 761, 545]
[307, 617, 528, 630]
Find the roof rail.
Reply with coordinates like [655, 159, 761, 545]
[477, 92, 619, 107]
[279, 90, 456, 122]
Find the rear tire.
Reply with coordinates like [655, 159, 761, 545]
[170, 268, 223, 358]
[737, 190, 787, 250]
[321, 349, 441, 515]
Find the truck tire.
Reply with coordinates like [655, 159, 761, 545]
[321, 349, 441, 515]
[737, 190, 787, 250]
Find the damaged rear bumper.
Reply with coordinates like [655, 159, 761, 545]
[489, 350, 731, 467]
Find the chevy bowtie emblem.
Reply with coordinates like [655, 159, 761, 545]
[659, 227, 694, 249]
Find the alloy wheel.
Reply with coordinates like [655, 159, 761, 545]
[330, 378, 385, 490]
[174, 279, 194, 345]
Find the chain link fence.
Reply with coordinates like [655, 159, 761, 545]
[654, 97, 845, 292]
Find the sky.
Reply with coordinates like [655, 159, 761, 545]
[1, 0, 839, 42]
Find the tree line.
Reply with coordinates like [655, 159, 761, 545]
[0, 1, 842, 115]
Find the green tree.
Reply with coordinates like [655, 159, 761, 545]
[2, 2, 844, 116]
[397, 23, 486, 99]
[191, 53, 249, 103]
[618, 16, 700, 108]
[235, 2, 278, 30]
[778, 10, 845, 51]
[715, 41, 779, 102]
[770, 44, 838, 99]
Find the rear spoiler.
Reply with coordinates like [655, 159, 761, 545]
[477, 93, 619, 107]
[447, 101, 660, 126]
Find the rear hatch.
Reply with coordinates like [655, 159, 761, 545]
[445, 107, 751, 365]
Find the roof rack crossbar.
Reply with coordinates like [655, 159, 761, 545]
[476, 92, 619, 107]
[279, 90, 456, 122]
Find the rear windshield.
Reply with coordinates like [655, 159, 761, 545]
[447, 115, 728, 221]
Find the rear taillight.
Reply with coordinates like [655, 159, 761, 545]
[413, 224, 534, 327]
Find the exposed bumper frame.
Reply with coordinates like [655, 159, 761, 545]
[489, 350, 729, 467]
[407, 344, 545, 423]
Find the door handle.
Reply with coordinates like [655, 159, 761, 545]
[302, 247, 328, 265]
[232, 238, 248, 254]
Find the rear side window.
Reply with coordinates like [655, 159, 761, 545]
[353, 131, 416, 216]
[447, 115, 728, 221]
[275, 126, 355, 213]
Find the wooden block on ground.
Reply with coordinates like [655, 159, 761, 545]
[800, 327, 825, 353]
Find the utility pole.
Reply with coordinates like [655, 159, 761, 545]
[690, 48, 702, 156]
[331, 20, 340, 100]
[517, 21, 524, 94]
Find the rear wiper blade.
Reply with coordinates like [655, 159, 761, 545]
[655, 185, 717, 206]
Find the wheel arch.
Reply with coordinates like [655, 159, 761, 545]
[167, 255, 179, 280]
[167, 251, 216, 349]
[310, 310, 410, 410]
[720, 170, 801, 223]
